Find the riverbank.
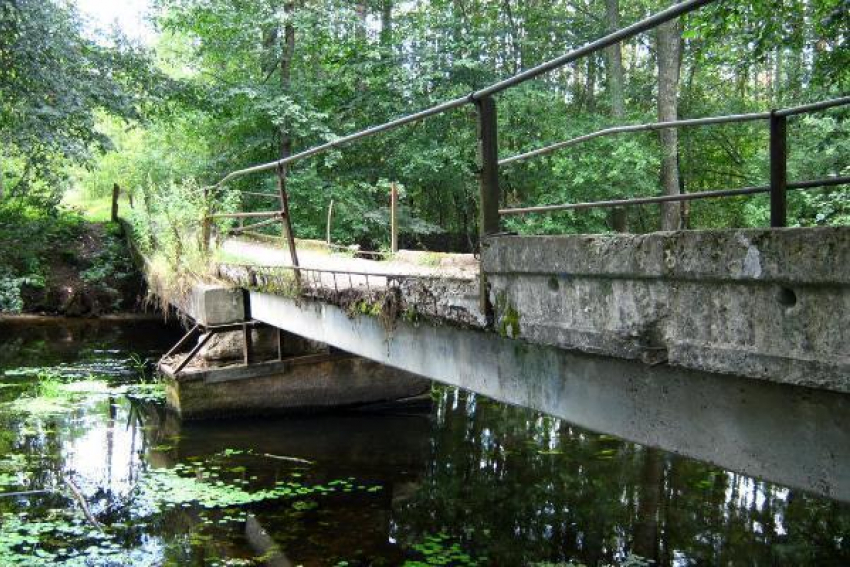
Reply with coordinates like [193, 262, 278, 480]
[0, 201, 143, 316]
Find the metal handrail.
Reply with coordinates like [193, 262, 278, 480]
[500, 96, 850, 166]
[206, 0, 716, 190]
[220, 262, 476, 282]
[500, 112, 771, 167]
[499, 97, 849, 217]
[775, 96, 850, 117]
[499, 176, 850, 216]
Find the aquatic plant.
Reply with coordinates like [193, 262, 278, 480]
[403, 533, 483, 567]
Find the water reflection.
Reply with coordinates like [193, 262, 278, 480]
[0, 319, 848, 565]
[395, 389, 850, 565]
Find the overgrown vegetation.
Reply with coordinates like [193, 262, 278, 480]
[0, 200, 141, 314]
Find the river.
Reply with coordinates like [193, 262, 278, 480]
[0, 318, 847, 566]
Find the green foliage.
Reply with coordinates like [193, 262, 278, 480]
[0, 0, 183, 205]
[79, 225, 135, 288]
[5, 0, 849, 244]
[404, 533, 483, 566]
[127, 178, 228, 276]
[0, 200, 83, 312]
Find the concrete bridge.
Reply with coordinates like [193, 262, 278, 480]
[146, 229, 850, 504]
[135, 0, 849, 503]
[195, 226, 849, 393]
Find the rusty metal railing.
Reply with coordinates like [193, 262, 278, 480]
[202, 0, 718, 253]
[197, 0, 848, 314]
[499, 96, 850, 225]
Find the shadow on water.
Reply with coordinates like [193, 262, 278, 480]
[0, 318, 848, 565]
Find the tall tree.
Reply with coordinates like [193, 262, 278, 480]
[656, 11, 683, 230]
[606, 0, 625, 118]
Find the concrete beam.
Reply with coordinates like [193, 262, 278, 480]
[482, 228, 850, 391]
[249, 291, 850, 502]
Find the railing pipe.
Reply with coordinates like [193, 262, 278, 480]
[500, 112, 771, 166]
[208, 211, 283, 219]
[501, 97, 849, 167]
[498, 176, 850, 216]
[240, 191, 280, 198]
[228, 217, 282, 234]
[774, 95, 850, 118]
[471, 0, 715, 100]
[215, 96, 469, 187]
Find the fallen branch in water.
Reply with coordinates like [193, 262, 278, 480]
[262, 453, 313, 465]
[62, 474, 103, 533]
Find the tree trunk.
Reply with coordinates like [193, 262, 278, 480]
[606, 0, 624, 118]
[633, 448, 665, 561]
[280, 2, 295, 160]
[585, 55, 596, 112]
[656, 14, 682, 231]
[380, 0, 392, 48]
[355, 1, 367, 43]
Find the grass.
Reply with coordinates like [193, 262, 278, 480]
[62, 186, 133, 222]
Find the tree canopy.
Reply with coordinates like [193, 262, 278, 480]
[2, 0, 848, 243]
[0, 0, 182, 205]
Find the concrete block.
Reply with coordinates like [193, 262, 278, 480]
[188, 284, 245, 326]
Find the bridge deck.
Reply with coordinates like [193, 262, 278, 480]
[219, 238, 478, 285]
[215, 237, 485, 327]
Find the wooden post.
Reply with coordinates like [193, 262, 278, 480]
[276, 328, 285, 361]
[769, 111, 787, 228]
[326, 199, 334, 246]
[390, 182, 398, 254]
[201, 187, 211, 253]
[276, 164, 301, 285]
[475, 96, 500, 322]
[111, 183, 120, 222]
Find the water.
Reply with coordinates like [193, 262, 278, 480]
[0, 318, 848, 566]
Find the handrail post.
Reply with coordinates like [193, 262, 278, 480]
[476, 96, 501, 236]
[276, 163, 301, 287]
[476, 96, 500, 322]
[769, 110, 787, 228]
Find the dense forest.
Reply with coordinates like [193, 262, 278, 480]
[1, 0, 848, 277]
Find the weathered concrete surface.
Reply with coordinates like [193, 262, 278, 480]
[481, 228, 850, 392]
[164, 355, 430, 419]
[216, 263, 486, 328]
[187, 284, 245, 326]
[249, 291, 850, 502]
